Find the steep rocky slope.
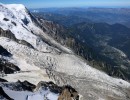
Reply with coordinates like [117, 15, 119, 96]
[0, 81, 79, 100]
[65, 22, 130, 81]
[0, 3, 130, 100]
[33, 15, 130, 81]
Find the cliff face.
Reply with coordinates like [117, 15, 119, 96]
[0, 81, 79, 100]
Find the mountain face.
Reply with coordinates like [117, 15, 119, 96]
[65, 23, 130, 80]
[0, 3, 130, 100]
[33, 11, 130, 81]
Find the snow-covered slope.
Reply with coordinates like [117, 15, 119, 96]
[0, 3, 130, 100]
[0, 3, 72, 54]
[3, 87, 59, 100]
[0, 81, 78, 100]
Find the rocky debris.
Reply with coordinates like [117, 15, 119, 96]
[35, 81, 79, 100]
[0, 87, 13, 100]
[17, 80, 36, 91]
[0, 58, 20, 74]
[3, 18, 9, 21]
[11, 21, 16, 26]
[0, 80, 36, 92]
[35, 81, 62, 93]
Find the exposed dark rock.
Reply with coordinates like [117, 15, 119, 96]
[22, 17, 29, 25]
[58, 85, 79, 100]
[0, 28, 34, 49]
[0, 87, 14, 100]
[33, 17, 72, 53]
[0, 80, 79, 100]
[0, 58, 20, 74]
[58, 86, 79, 100]
[3, 18, 9, 21]
[36, 81, 79, 100]
[1, 80, 36, 92]
[0, 46, 12, 57]
[0, 78, 8, 82]
[17, 80, 36, 91]
[11, 21, 16, 26]
[35, 81, 61, 93]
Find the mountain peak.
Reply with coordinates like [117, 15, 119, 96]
[5, 4, 26, 10]
[0, 3, 26, 11]
[0, 3, 30, 23]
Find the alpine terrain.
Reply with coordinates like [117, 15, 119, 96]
[0, 3, 130, 100]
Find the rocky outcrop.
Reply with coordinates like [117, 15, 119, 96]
[0, 46, 12, 56]
[0, 28, 34, 49]
[0, 80, 36, 92]
[35, 81, 61, 92]
[0, 78, 7, 82]
[0, 87, 13, 100]
[17, 80, 36, 91]
[35, 81, 79, 100]
[58, 85, 79, 100]
[36, 17, 66, 44]
[0, 58, 20, 74]
[0, 80, 79, 100]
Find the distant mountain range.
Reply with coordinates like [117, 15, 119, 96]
[31, 8, 130, 28]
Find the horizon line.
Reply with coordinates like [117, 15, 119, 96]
[29, 6, 130, 9]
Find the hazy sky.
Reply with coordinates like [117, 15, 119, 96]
[1, 0, 130, 8]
